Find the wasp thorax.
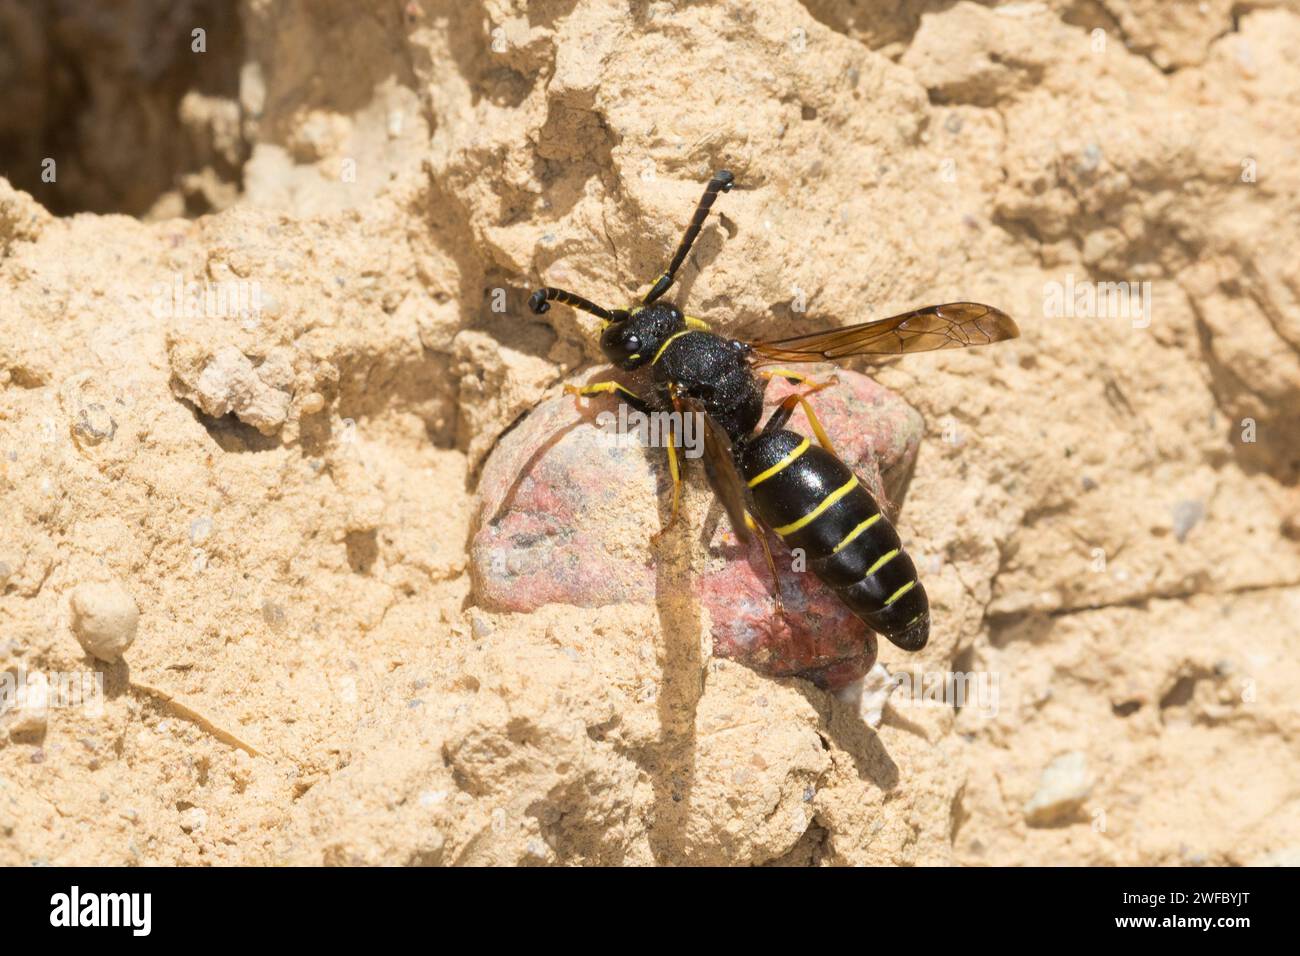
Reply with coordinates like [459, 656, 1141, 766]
[599, 302, 685, 369]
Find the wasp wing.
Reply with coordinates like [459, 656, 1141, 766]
[679, 397, 752, 545]
[751, 302, 1019, 363]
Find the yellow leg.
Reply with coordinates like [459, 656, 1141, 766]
[760, 367, 816, 385]
[745, 512, 785, 617]
[564, 380, 644, 405]
[794, 391, 837, 457]
[684, 315, 711, 331]
[650, 420, 683, 544]
[760, 369, 839, 391]
[766, 378, 839, 457]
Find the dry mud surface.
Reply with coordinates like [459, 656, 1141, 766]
[1, 0, 1299, 866]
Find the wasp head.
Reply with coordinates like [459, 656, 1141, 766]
[600, 302, 685, 370]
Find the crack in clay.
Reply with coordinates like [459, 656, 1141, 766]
[1027, 579, 1300, 619]
[129, 681, 265, 759]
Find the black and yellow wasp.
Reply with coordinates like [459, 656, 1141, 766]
[529, 170, 1018, 652]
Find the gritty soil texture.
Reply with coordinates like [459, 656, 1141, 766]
[0, 0, 1298, 866]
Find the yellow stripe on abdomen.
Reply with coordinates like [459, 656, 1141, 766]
[865, 548, 899, 576]
[883, 579, 915, 606]
[831, 512, 882, 554]
[773, 475, 859, 536]
[746, 437, 810, 488]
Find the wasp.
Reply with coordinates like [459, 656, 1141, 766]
[529, 171, 1018, 652]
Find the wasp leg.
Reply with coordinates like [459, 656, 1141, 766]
[745, 512, 786, 618]
[649, 416, 683, 545]
[759, 367, 840, 392]
[759, 367, 821, 386]
[760, 380, 839, 457]
[643, 170, 735, 304]
[564, 380, 653, 415]
[684, 315, 711, 331]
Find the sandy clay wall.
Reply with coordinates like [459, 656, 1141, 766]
[1, 0, 1298, 865]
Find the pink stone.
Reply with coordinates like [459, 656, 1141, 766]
[471, 364, 924, 689]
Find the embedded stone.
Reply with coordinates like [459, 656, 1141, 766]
[471, 364, 924, 689]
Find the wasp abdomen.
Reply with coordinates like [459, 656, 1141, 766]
[740, 429, 930, 651]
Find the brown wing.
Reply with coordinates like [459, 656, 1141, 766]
[679, 397, 751, 544]
[751, 302, 1019, 364]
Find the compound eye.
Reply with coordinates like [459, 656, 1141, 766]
[623, 334, 641, 353]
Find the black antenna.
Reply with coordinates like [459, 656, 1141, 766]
[529, 287, 628, 323]
[643, 169, 734, 304]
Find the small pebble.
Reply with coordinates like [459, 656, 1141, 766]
[2, 670, 49, 737]
[261, 600, 287, 629]
[1172, 500, 1205, 542]
[69, 581, 140, 662]
[73, 404, 117, 446]
[179, 807, 208, 833]
[1024, 751, 1093, 826]
[1078, 142, 1102, 173]
[469, 610, 493, 640]
[836, 663, 896, 728]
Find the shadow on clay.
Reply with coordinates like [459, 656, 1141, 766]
[646, 439, 704, 863]
[796, 681, 902, 792]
